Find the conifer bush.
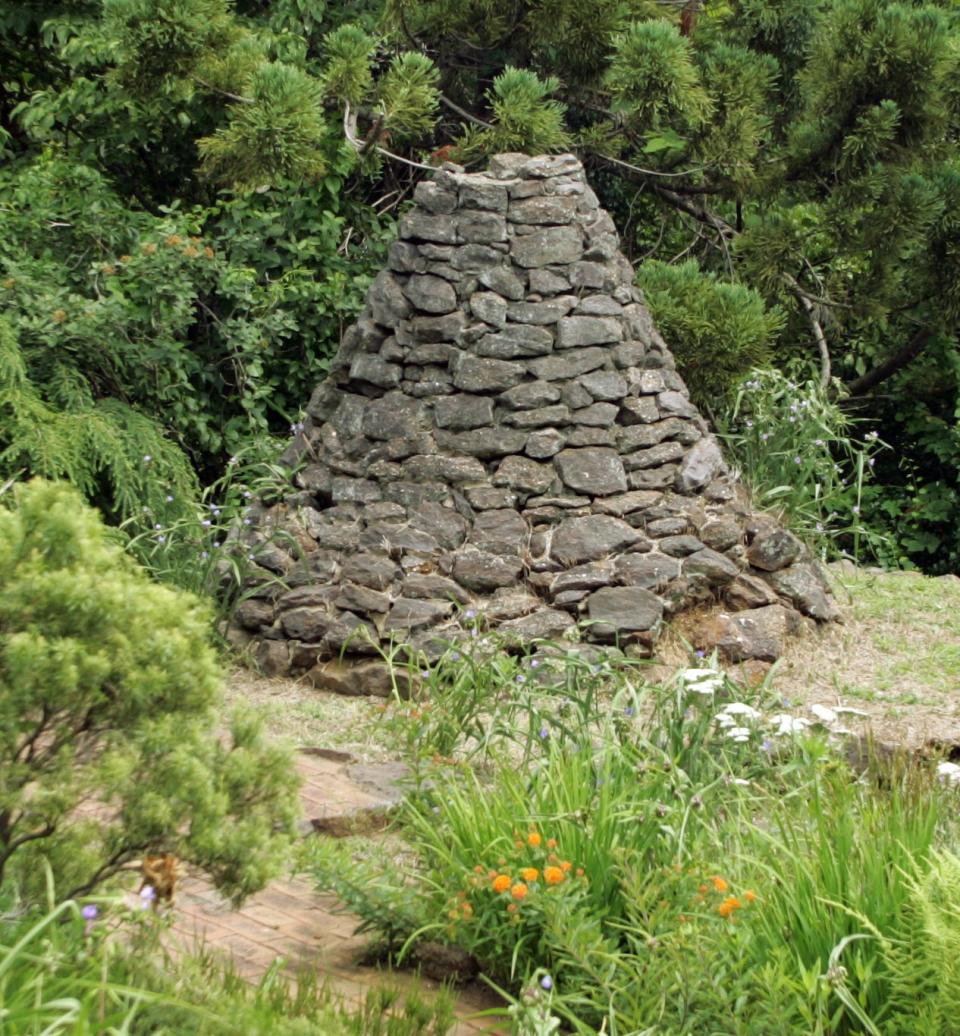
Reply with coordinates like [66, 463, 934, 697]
[0, 479, 300, 902]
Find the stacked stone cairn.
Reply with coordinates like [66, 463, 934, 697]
[232, 153, 839, 695]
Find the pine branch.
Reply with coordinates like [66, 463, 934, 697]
[342, 102, 436, 172]
[843, 328, 934, 397]
[193, 76, 254, 104]
[439, 93, 493, 128]
[595, 153, 834, 381]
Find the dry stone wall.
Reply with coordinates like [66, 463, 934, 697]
[231, 153, 838, 693]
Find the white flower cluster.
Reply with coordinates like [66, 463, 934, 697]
[678, 666, 870, 745]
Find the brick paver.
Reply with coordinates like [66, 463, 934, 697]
[164, 753, 508, 1035]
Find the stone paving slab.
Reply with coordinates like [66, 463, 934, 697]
[164, 751, 508, 1035]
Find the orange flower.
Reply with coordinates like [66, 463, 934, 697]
[575, 868, 585, 878]
[711, 876, 728, 893]
[543, 866, 565, 886]
[528, 832, 542, 847]
[547, 838, 557, 849]
[2, 278, 15, 289]
[698, 883, 710, 894]
[101, 264, 116, 275]
[52, 309, 67, 323]
[718, 896, 742, 919]
[506, 902, 518, 914]
[744, 890, 758, 904]
[119, 254, 131, 262]
[520, 867, 539, 883]
[141, 242, 157, 255]
[165, 234, 182, 246]
[560, 860, 572, 873]
[182, 245, 199, 258]
[474, 865, 485, 874]
[511, 882, 529, 900]
[492, 874, 511, 893]
[203, 246, 215, 258]
[515, 840, 524, 850]
[461, 902, 473, 917]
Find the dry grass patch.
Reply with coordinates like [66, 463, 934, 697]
[766, 565, 960, 748]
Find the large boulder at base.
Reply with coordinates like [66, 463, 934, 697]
[229, 154, 837, 678]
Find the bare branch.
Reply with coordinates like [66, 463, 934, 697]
[342, 102, 436, 173]
[440, 94, 493, 128]
[193, 76, 254, 105]
[783, 272, 831, 387]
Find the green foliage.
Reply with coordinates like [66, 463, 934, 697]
[606, 20, 713, 133]
[3, 0, 960, 571]
[636, 259, 783, 407]
[198, 63, 329, 188]
[719, 367, 883, 558]
[103, 0, 242, 100]
[321, 24, 376, 105]
[456, 68, 570, 161]
[0, 479, 300, 901]
[0, 150, 386, 517]
[377, 52, 440, 141]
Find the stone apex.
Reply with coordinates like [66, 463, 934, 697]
[229, 152, 839, 691]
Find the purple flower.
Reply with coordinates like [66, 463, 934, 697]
[139, 885, 156, 909]
[465, 608, 476, 619]
[200, 551, 209, 559]
[624, 706, 635, 717]
[530, 658, 540, 669]
[538, 726, 549, 739]
[142, 454, 152, 464]
[243, 490, 252, 499]
[165, 494, 174, 503]
[81, 904, 98, 921]
[793, 456, 802, 465]
[156, 535, 165, 543]
[201, 519, 212, 527]
[695, 649, 706, 659]
[516, 674, 526, 684]
[540, 974, 553, 991]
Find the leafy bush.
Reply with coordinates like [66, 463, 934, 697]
[636, 259, 784, 410]
[0, 479, 300, 901]
[0, 151, 386, 522]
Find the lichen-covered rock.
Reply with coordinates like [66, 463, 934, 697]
[232, 153, 837, 680]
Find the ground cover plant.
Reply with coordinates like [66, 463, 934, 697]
[313, 642, 960, 1034]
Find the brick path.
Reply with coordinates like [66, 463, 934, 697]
[165, 752, 509, 1035]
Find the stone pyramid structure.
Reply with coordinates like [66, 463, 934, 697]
[231, 153, 838, 692]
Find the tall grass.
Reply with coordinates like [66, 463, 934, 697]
[315, 648, 960, 1035]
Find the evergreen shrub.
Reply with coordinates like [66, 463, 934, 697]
[0, 479, 300, 902]
[636, 259, 783, 409]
